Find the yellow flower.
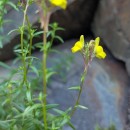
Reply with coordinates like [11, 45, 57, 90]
[71, 35, 84, 53]
[94, 37, 106, 59]
[50, 0, 67, 9]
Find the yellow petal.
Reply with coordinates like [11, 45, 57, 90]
[71, 41, 82, 53]
[95, 46, 103, 53]
[96, 51, 106, 59]
[50, 0, 67, 9]
[71, 46, 80, 53]
[95, 46, 106, 59]
[71, 35, 84, 53]
[95, 37, 100, 47]
[93, 37, 107, 59]
[80, 35, 84, 44]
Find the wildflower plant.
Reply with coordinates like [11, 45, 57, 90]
[0, 0, 107, 130]
[70, 35, 106, 116]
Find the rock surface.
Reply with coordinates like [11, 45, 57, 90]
[50, 0, 99, 39]
[47, 40, 129, 130]
[0, 39, 129, 130]
[92, 0, 130, 75]
[0, 0, 99, 61]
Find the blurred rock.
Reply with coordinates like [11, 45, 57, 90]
[92, 0, 130, 75]
[50, 0, 99, 39]
[0, 39, 129, 130]
[0, 0, 99, 61]
[34, 39, 129, 130]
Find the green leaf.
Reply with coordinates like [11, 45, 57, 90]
[12, 107, 21, 115]
[53, 109, 65, 115]
[81, 75, 85, 82]
[8, 28, 19, 35]
[56, 27, 65, 31]
[68, 86, 80, 90]
[0, 62, 11, 70]
[47, 31, 52, 37]
[45, 41, 51, 51]
[46, 104, 59, 110]
[2, 99, 10, 107]
[67, 122, 76, 130]
[0, 120, 10, 130]
[60, 117, 69, 127]
[7, 2, 19, 11]
[55, 36, 64, 43]
[52, 121, 57, 129]
[46, 69, 56, 82]
[26, 90, 32, 103]
[33, 31, 44, 37]
[30, 66, 39, 77]
[53, 107, 71, 116]
[23, 104, 42, 117]
[34, 42, 42, 49]
[76, 105, 88, 110]
[38, 92, 43, 101]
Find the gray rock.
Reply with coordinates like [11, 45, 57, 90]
[0, 0, 99, 61]
[92, 0, 130, 75]
[2, 39, 126, 130]
[46, 40, 129, 130]
[50, 0, 99, 39]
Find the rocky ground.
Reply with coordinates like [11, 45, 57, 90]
[0, 38, 129, 130]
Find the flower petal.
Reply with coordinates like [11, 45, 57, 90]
[71, 41, 83, 53]
[96, 51, 106, 59]
[80, 35, 84, 44]
[71, 35, 84, 53]
[71, 46, 80, 53]
[93, 37, 107, 59]
[95, 37, 100, 47]
[50, 0, 67, 9]
[95, 46, 103, 53]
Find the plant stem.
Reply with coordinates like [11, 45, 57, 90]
[20, 30, 27, 84]
[42, 11, 48, 130]
[70, 65, 88, 117]
[25, 14, 33, 57]
[25, 14, 33, 71]
[20, 2, 29, 86]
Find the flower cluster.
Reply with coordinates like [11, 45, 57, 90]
[71, 35, 106, 59]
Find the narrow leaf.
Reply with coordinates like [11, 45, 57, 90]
[76, 105, 88, 110]
[8, 29, 19, 35]
[55, 36, 64, 43]
[0, 62, 11, 70]
[7, 2, 19, 11]
[67, 122, 76, 130]
[68, 86, 80, 90]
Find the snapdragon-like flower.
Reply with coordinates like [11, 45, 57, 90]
[71, 35, 84, 53]
[94, 37, 106, 59]
[50, 0, 67, 9]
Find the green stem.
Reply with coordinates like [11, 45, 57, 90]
[20, 2, 29, 86]
[20, 30, 27, 84]
[25, 14, 33, 71]
[25, 14, 32, 57]
[70, 65, 88, 117]
[42, 12, 48, 130]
